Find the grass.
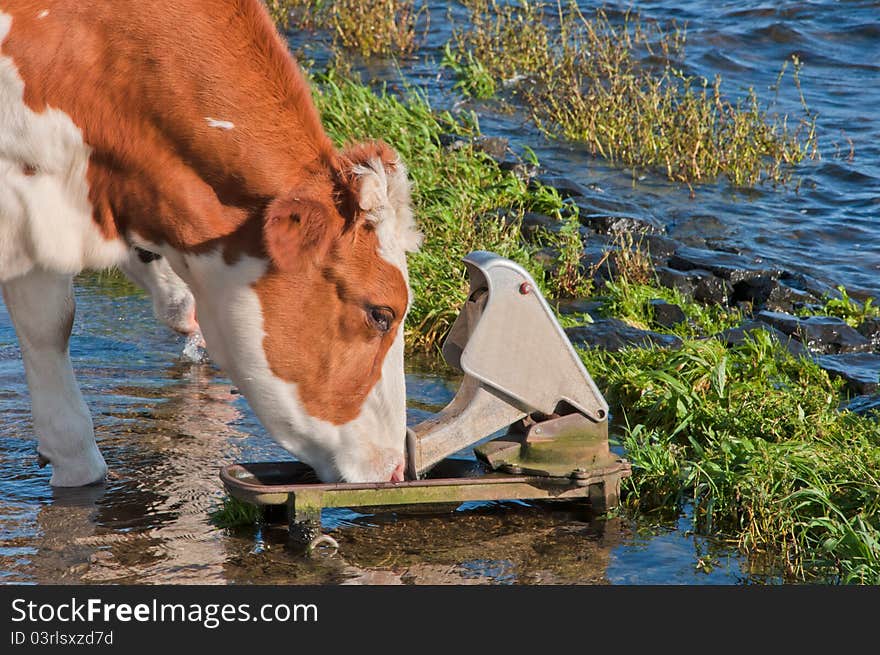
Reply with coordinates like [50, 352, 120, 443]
[446, 1, 818, 189]
[209, 495, 265, 529]
[800, 286, 880, 328]
[264, 0, 426, 56]
[311, 69, 589, 350]
[571, 252, 880, 582]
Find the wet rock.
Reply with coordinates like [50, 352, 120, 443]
[473, 136, 510, 162]
[780, 271, 843, 303]
[754, 310, 802, 335]
[580, 235, 616, 282]
[843, 393, 880, 417]
[732, 276, 817, 313]
[556, 298, 603, 317]
[520, 211, 563, 241]
[565, 318, 683, 352]
[814, 353, 880, 395]
[566, 190, 648, 220]
[498, 159, 539, 183]
[756, 311, 871, 354]
[655, 267, 732, 305]
[580, 213, 665, 236]
[798, 316, 872, 354]
[857, 318, 880, 349]
[640, 234, 678, 262]
[437, 134, 509, 162]
[715, 320, 808, 358]
[533, 174, 592, 199]
[666, 245, 785, 285]
[437, 133, 469, 150]
[649, 299, 686, 328]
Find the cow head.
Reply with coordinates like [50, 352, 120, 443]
[175, 141, 421, 483]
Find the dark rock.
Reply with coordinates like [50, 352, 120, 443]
[473, 136, 509, 162]
[756, 312, 871, 354]
[843, 393, 880, 417]
[666, 245, 785, 285]
[567, 192, 649, 221]
[857, 318, 880, 349]
[498, 159, 539, 183]
[780, 271, 843, 302]
[655, 266, 733, 305]
[530, 247, 558, 269]
[533, 174, 592, 199]
[649, 299, 686, 328]
[715, 320, 808, 358]
[732, 276, 817, 313]
[580, 213, 665, 236]
[640, 234, 678, 262]
[520, 212, 562, 242]
[580, 235, 615, 282]
[565, 318, 683, 352]
[755, 310, 802, 335]
[814, 353, 880, 395]
[798, 316, 872, 354]
[556, 299, 603, 317]
[438, 133, 469, 150]
[437, 134, 509, 162]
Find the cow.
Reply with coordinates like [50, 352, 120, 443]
[0, 0, 422, 487]
[120, 245, 201, 338]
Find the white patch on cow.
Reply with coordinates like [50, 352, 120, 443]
[0, 12, 127, 282]
[205, 117, 234, 130]
[37, 10, 49, 19]
[176, 250, 407, 482]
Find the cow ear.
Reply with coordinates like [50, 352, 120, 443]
[263, 193, 329, 271]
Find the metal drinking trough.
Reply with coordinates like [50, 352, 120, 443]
[221, 251, 631, 549]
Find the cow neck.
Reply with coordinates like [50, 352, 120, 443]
[2, 0, 336, 260]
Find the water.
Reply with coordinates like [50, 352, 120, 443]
[1, 1, 876, 584]
[0, 275, 771, 585]
[294, 0, 880, 298]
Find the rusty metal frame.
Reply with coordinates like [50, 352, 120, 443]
[220, 458, 631, 546]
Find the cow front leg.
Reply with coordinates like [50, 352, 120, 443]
[2, 268, 107, 486]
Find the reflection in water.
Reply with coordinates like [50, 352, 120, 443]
[223, 504, 621, 585]
[23, 365, 244, 584]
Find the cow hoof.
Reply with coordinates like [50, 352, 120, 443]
[47, 452, 108, 488]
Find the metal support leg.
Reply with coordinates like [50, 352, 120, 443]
[287, 490, 323, 548]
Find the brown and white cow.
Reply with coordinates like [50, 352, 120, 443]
[0, 0, 422, 486]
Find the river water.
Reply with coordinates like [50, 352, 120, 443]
[1, 1, 877, 584]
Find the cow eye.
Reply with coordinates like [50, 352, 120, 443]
[367, 306, 394, 334]
[134, 247, 162, 264]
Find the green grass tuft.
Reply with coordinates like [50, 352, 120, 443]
[209, 495, 264, 529]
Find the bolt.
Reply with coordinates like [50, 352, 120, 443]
[519, 282, 532, 295]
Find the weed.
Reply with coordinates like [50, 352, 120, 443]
[446, 1, 818, 189]
[803, 286, 880, 328]
[209, 495, 264, 529]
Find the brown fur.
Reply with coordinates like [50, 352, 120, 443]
[3, 0, 413, 424]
